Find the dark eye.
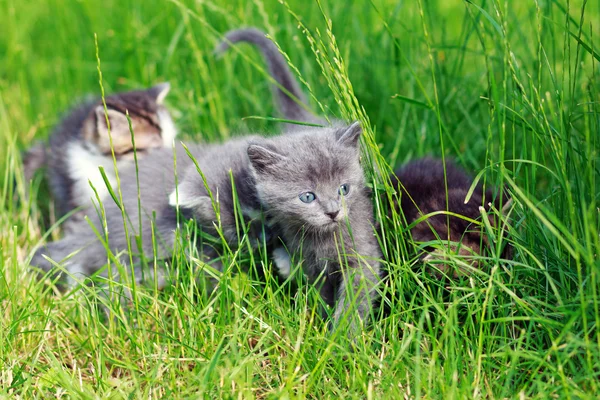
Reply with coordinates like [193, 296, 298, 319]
[120, 148, 145, 156]
[299, 192, 316, 203]
[339, 184, 350, 196]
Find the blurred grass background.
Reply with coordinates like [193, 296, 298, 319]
[1, 0, 599, 397]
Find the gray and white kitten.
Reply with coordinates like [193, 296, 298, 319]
[31, 123, 381, 334]
[23, 83, 177, 220]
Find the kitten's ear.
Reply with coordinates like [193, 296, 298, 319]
[500, 197, 513, 216]
[247, 144, 287, 173]
[485, 189, 513, 216]
[336, 121, 362, 148]
[148, 82, 171, 104]
[95, 106, 130, 138]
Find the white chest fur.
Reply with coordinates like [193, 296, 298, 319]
[67, 142, 123, 208]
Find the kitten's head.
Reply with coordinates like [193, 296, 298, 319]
[247, 122, 365, 232]
[86, 83, 177, 158]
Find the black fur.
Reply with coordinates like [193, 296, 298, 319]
[391, 157, 511, 275]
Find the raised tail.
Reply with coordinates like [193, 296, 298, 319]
[215, 28, 326, 131]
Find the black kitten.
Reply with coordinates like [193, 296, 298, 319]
[391, 157, 511, 276]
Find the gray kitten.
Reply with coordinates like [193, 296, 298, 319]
[246, 122, 380, 332]
[218, 29, 381, 330]
[31, 123, 381, 335]
[23, 83, 177, 220]
[216, 28, 327, 131]
[221, 28, 512, 274]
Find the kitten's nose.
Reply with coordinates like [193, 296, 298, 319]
[326, 210, 340, 220]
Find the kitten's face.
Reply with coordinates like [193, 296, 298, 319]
[85, 83, 177, 158]
[248, 122, 365, 232]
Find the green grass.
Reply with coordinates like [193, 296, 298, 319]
[1, 0, 599, 397]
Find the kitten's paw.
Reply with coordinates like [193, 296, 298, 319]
[271, 247, 292, 278]
[30, 247, 54, 273]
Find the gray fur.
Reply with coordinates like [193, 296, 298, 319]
[32, 123, 381, 337]
[31, 137, 263, 283]
[216, 28, 327, 131]
[247, 122, 381, 336]
[22, 142, 47, 184]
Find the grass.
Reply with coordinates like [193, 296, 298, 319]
[1, 0, 599, 397]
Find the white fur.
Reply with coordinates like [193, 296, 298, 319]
[168, 188, 194, 208]
[158, 109, 178, 147]
[168, 190, 178, 207]
[272, 246, 292, 278]
[155, 82, 171, 104]
[168, 187, 210, 210]
[67, 142, 116, 207]
[67, 142, 136, 208]
[65, 262, 87, 287]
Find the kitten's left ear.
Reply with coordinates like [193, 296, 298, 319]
[149, 82, 171, 104]
[247, 144, 287, 173]
[336, 121, 362, 147]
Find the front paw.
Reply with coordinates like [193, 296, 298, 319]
[271, 246, 292, 279]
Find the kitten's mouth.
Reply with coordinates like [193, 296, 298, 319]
[321, 219, 340, 229]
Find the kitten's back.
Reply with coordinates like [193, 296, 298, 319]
[31, 136, 263, 281]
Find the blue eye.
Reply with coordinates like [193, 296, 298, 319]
[299, 192, 316, 203]
[339, 184, 350, 196]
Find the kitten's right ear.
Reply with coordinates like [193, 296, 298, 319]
[148, 82, 171, 104]
[247, 144, 287, 173]
[336, 121, 362, 148]
[95, 106, 130, 138]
